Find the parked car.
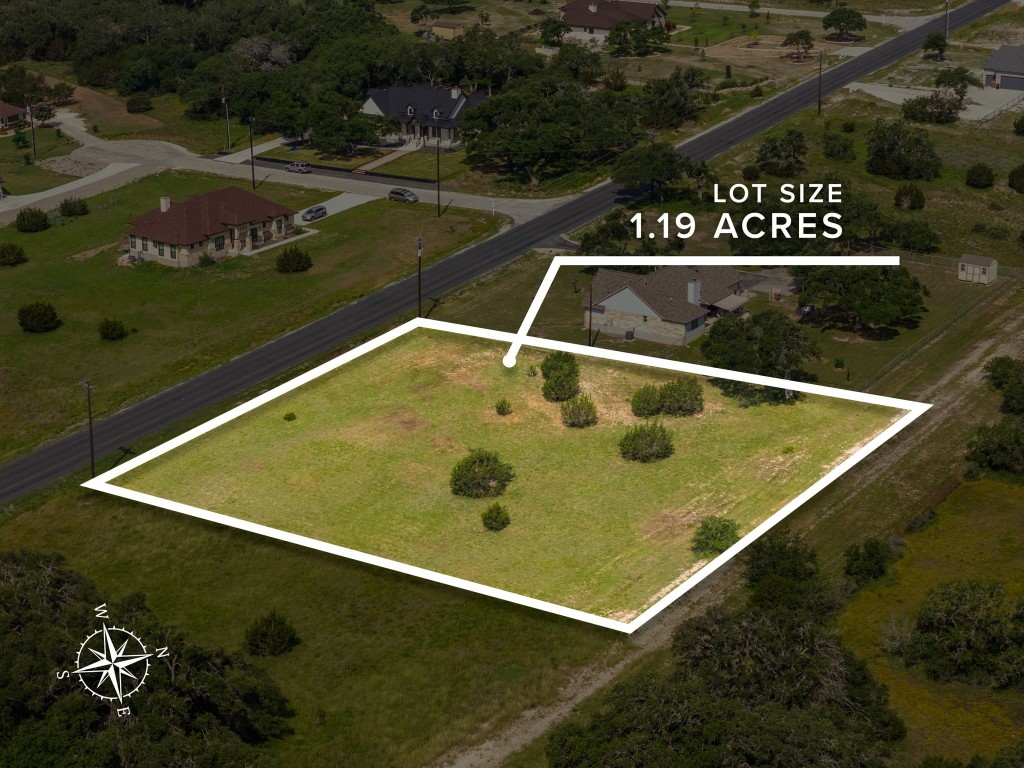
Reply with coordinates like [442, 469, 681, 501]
[301, 205, 327, 221]
[286, 161, 312, 173]
[388, 187, 419, 203]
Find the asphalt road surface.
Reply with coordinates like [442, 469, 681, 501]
[0, 0, 1007, 504]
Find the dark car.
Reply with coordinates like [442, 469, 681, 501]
[301, 205, 327, 222]
[388, 187, 419, 203]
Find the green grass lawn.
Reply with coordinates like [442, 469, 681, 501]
[375, 148, 471, 182]
[837, 478, 1024, 762]
[0, 171, 502, 462]
[113, 328, 898, 620]
[0, 126, 79, 195]
[260, 144, 390, 170]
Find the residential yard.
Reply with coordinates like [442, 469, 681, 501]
[0, 125, 79, 195]
[837, 479, 1024, 762]
[260, 143, 390, 171]
[0, 171, 502, 462]
[374, 147, 472, 182]
[113, 328, 898, 620]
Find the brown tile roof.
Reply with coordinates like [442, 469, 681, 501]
[0, 101, 26, 120]
[584, 266, 743, 324]
[560, 0, 663, 30]
[129, 187, 295, 245]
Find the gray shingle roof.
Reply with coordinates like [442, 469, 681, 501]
[363, 85, 486, 130]
[584, 266, 743, 324]
[960, 254, 997, 268]
[984, 45, 1024, 75]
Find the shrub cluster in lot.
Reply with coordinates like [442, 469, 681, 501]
[843, 537, 899, 586]
[541, 351, 580, 402]
[58, 196, 89, 217]
[450, 448, 515, 498]
[15, 207, 49, 233]
[966, 356, 1024, 474]
[245, 610, 300, 656]
[893, 183, 924, 211]
[275, 245, 313, 273]
[561, 394, 598, 428]
[1009, 164, 1024, 195]
[97, 317, 128, 341]
[965, 163, 996, 189]
[822, 131, 855, 162]
[0, 242, 27, 267]
[690, 516, 740, 556]
[17, 301, 61, 333]
[482, 503, 511, 532]
[126, 93, 153, 113]
[631, 384, 661, 417]
[619, 421, 674, 462]
[495, 398, 512, 416]
[632, 378, 703, 417]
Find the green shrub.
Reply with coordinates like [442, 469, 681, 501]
[834, 358, 845, 369]
[244, 610, 300, 656]
[894, 183, 925, 210]
[97, 318, 127, 341]
[126, 93, 153, 113]
[843, 537, 896, 585]
[659, 378, 703, 416]
[58, 196, 89, 217]
[965, 163, 995, 189]
[619, 421, 674, 462]
[198, 253, 216, 267]
[482, 503, 511, 532]
[275, 246, 312, 273]
[15, 207, 49, 233]
[527, 365, 538, 378]
[495, 398, 512, 416]
[750, 84, 763, 98]
[631, 384, 662, 417]
[0, 242, 27, 267]
[983, 356, 1024, 390]
[691, 516, 740, 555]
[1008, 164, 1024, 194]
[283, 412, 297, 422]
[561, 394, 598, 428]
[542, 367, 580, 402]
[17, 301, 61, 333]
[741, 164, 760, 181]
[822, 131, 856, 162]
[965, 415, 1024, 473]
[540, 350, 579, 379]
[841, 119, 857, 133]
[1014, 115, 1024, 136]
[450, 448, 515, 498]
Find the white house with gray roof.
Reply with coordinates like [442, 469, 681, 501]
[360, 84, 487, 147]
[983, 46, 1024, 90]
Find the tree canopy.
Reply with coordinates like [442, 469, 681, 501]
[794, 265, 929, 329]
[701, 310, 820, 389]
[822, 7, 866, 38]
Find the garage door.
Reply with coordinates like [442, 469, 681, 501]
[1000, 74, 1024, 91]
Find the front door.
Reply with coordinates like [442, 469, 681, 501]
[250, 227, 258, 245]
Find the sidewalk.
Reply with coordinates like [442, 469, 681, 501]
[217, 137, 287, 164]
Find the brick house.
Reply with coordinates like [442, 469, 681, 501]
[582, 266, 748, 345]
[0, 101, 27, 132]
[126, 187, 296, 268]
[559, 0, 667, 45]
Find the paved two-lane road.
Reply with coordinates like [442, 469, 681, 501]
[0, 0, 1008, 504]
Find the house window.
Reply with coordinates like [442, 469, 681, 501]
[642, 315, 648, 323]
[982, 267, 988, 275]
[130, 235, 137, 249]
[407, 105, 414, 115]
[959, 263, 966, 271]
[276, 218, 282, 233]
[141, 237, 148, 251]
[170, 245, 177, 259]
[157, 242, 164, 257]
[215, 235, 225, 251]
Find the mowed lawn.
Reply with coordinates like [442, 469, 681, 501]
[0, 125, 79, 195]
[0, 171, 501, 461]
[837, 479, 1024, 761]
[115, 329, 899, 619]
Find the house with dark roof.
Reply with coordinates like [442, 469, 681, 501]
[983, 45, 1024, 90]
[360, 84, 487, 147]
[559, 0, 667, 45]
[126, 187, 296, 268]
[0, 100, 27, 132]
[582, 266, 747, 345]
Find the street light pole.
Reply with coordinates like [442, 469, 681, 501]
[817, 49, 824, 115]
[221, 95, 231, 151]
[78, 380, 96, 478]
[25, 95, 37, 161]
[436, 136, 441, 218]
[944, 0, 950, 43]
[248, 119, 256, 190]
[417, 236, 423, 318]
[588, 285, 594, 346]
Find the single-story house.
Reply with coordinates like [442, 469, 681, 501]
[431, 21, 464, 40]
[0, 101, 27, 131]
[559, 0, 667, 45]
[983, 45, 1024, 90]
[126, 187, 296, 268]
[958, 254, 998, 285]
[360, 84, 487, 147]
[582, 266, 747, 345]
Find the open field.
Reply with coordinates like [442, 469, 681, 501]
[838, 479, 1024, 761]
[112, 328, 899, 619]
[0, 125, 79, 195]
[260, 143, 390, 171]
[0, 171, 502, 462]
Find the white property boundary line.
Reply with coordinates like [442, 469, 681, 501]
[83, 258, 927, 635]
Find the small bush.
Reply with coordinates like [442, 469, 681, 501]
[834, 358, 845, 369]
[894, 183, 925, 210]
[283, 412, 297, 422]
[244, 610, 300, 656]
[843, 537, 895, 585]
[750, 84, 763, 98]
[659, 378, 703, 416]
[542, 367, 580, 402]
[822, 131, 856, 162]
[540, 350, 579, 380]
[275, 246, 312, 273]
[198, 253, 216, 267]
[58, 196, 89, 217]
[1014, 115, 1024, 136]
[495, 398, 512, 416]
[619, 421, 674, 462]
[965, 163, 995, 189]
[741, 164, 760, 181]
[561, 394, 598, 427]
[482, 503, 511, 532]
[905, 507, 936, 533]
[15, 207, 50, 233]
[631, 384, 662, 417]
[450, 448, 515, 498]
[17, 301, 61, 333]
[691, 516, 740, 556]
[0, 243, 27, 267]
[126, 93, 154, 113]
[527, 365, 538, 378]
[1008, 164, 1024, 194]
[97, 318, 127, 341]
[841, 119, 857, 133]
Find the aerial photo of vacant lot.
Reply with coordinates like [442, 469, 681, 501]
[113, 328, 901, 620]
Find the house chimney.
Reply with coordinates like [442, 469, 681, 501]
[159, 195, 170, 213]
[451, 86, 462, 99]
[588, 2, 598, 11]
[687, 278, 701, 305]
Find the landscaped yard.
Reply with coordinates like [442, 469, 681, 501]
[260, 143, 390, 171]
[0, 171, 502, 462]
[0, 125, 79, 195]
[112, 328, 900, 620]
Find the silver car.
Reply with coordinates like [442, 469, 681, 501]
[388, 187, 419, 203]
[286, 162, 312, 173]
[301, 205, 327, 221]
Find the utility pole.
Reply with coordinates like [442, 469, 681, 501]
[436, 136, 441, 218]
[78, 380, 96, 478]
[944, 0, 950, 43]
[25, 96, 37, 161]
[416, 236, 423, 318]
[248, 119, 256, 190]
[221, 93, 231, 151]
[588, 285, 594, 346]
[817, 49, 824, 116]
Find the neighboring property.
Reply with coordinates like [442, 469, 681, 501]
[559, 0, 667, 45]
[431, 21, 464, 40]
[983, 45, 1024, 90]
[125, 187, 296, 268]
[360, 84, 487, 147]
[0, 101, 27, 132]
[958, 254, 998, 285]
[582, 266, 747, 345]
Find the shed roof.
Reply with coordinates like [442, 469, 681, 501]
[984, 45, 1024, 75]
[960, 254, 997, 268]
[432, 21, 464, 28]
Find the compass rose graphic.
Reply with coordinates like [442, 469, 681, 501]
[72, 625, 152, 703]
